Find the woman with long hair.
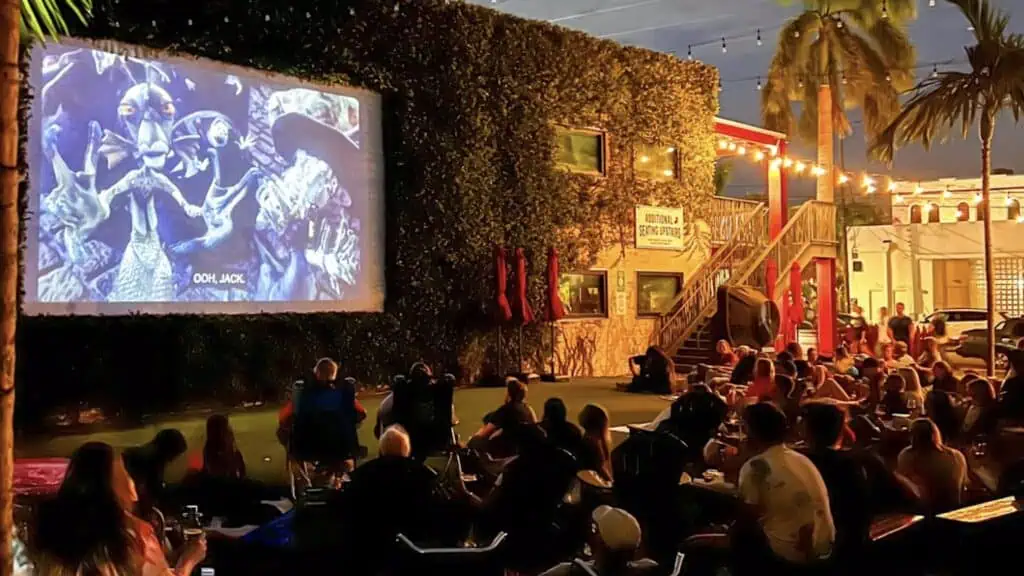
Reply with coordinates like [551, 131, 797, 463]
[202, 414, 246, 480]
[896, 419, 967, 513]
[578, 404, 613, 483]
[30, 442, 206, 576]
[897, 367, 926, 416]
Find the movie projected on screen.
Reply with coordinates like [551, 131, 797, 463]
[25, 41, 385, 315]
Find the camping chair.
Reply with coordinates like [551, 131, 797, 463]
[394, 532, 508, 576]
[287, 378, 360, 499]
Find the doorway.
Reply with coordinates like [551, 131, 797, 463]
[933, 259, 972, 309]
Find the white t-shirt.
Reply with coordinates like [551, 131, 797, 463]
[738, 444, 835, 564]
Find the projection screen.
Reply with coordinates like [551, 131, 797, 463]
[25, 40, 385, 315]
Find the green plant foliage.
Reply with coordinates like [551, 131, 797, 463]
[16, 0, 717, 422]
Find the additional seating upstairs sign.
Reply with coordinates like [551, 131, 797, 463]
[635, 205, 685, 250]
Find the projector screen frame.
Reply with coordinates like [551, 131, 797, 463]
[24, 37, 386, 316]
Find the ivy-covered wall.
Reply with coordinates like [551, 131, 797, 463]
[16, 0, 718, 424]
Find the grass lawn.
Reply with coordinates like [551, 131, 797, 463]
[17, 378, 670, 485]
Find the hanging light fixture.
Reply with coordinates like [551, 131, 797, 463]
[718, 140, 729, 150]
[881, 0, 889, 19]
[722, 37, 728, 53]
[943, 187, 952, 198]
[973, 192, 983, 205]
[756, 76, 763, 91]
[757, 29, 763, 46]
[838, 173, 850, 185]
[932, 65, 939, 78]
[687, 45, 693, 60]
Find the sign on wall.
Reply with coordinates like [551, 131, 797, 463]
[635, 205, 684, 250]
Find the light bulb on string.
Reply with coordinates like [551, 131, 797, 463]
[722, 37, 727, 53]
[895, 194, 905, 204]
[974, 192, 983, 205]
[794, 161, 806, 174]
[923, 203, 933, 214]
[737, 146, 746, 156]
[754, 150, 765, 161]
[770, 158, 783, 168]
[842, 73, 848, 85]
[782, 158, 793, 168]
[887, 180, 897, 192]
[728, 142, 737, 151]
[929, 0, 936, 6]
[1006, 194, 1014, 207]
[768, 145, 778, 157]
[914, 184, 924, 195]
[687, 45, 693, 60]
[866, 185, 878, 195]
[1017, 215, 1024, 224]
[838, 173, 850, 185]
[862, 175, 875, 188]
[756, 29, 763, 47]
[718, 140, 729, 150]
[881, 0, 889, 19]
[811, 166, 826, 177]
[931, 65, 939, 78]
[798, 77, 804, 88]
[885, 73, 892, 83]
[756, 77, 762, 91]
[794, 29, 801, 38]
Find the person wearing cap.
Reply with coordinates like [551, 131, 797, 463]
[539, 506, 657, 576]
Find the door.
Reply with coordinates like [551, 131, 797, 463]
[934, 259, 972, 309]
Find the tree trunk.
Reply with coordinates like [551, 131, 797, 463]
[0, 0, 19, 574]
[980, 111, 995, 377]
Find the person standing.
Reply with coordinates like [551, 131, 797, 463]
[887, 303, 914, 348]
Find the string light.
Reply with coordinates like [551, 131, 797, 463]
[895, 194, 905, 204]
[771, 158, 783, 168]
[722, 37, 727, 53]
[887, 180, 897, 192]
[811, 165, 826, 177]
[662, 169, 674, 177]
[923, 203, 933, 214]
[794, 161, 806, 173]
[782, 158, 793, 168]
[882, 0, 889, 20]
[943, 187, 952, 198]
[639, 155, 650, 163]
[756, 29, 763, 46]
[957, 208, 966, 220]
[974, 192, 983, 205]
[687, 45, 693, 60]
[756, 77, 762, 91]
[866, 185, 877, 195]
[914, 184, 924, 195]
[1017, 215, 1024, 224]
[1006, 194, 1014, 206]
[728, 142, 737, 151]
[753, 150, 765, 161]
[929, 0, 936, 6]
[718, 140, 729, 150]
[768, 145, 779, 157]
[838, 173, 850, 185]
[932, 65, 939, 78]
[737, 146, 747, 156]
[862, 175, 875, 188]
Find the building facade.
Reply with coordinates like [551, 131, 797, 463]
[848, 175, 1024, 323]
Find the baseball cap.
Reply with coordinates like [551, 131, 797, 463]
[592, 505, 641, 552]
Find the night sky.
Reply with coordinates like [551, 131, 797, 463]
[472, 0, 1024, 203]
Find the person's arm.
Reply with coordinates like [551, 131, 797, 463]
[353, 398, 367, 424]
[473, 422, 498, 440]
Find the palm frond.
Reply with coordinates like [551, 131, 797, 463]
[869, 71, 978, 163]
[946, 0, 1008, 44]
[21, 0, 92, 41]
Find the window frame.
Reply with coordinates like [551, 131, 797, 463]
[1009, 198, 1021, 221]
[553, 125, 608, 177]
[926, 202, 940, 223]
[634, 142, 681, 182]
[559, 270, 609, 319]
[956, 202, 971, 222]
[635, 271, 684, 317]
[909, 204, 923, 224]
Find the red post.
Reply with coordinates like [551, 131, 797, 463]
[816, 258, 837, 355]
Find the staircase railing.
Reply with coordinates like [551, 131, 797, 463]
[729, 200, 838, 292]
[655, 203, 767, 351]
[709, 196, 765, 245]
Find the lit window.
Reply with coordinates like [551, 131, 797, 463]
[909, 204, 923, 224]
[558, 272, 607, 317]
[637, 273, 683, 316]
[926, 203, 940, 223]
[1009, 199, 1021, 221]
[956, 202, 970, 222]
[634, 143, 679, 181]
[555, 127, 605, 175]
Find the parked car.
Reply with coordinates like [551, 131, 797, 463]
[954, 317, 1024, 369]
[920, 308, 1002, 343]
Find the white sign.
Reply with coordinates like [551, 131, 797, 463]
[635, 205, 685, 250]
[615, 292, 628, 316]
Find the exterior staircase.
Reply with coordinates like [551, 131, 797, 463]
[655, 200, 837, 372]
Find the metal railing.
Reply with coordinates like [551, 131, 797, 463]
[730, 200, 838, 293]
[709, 196, 765, 245]
[655, 203, 767, 351]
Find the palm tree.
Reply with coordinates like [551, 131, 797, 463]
[763, 0, 916, 202]
[872, 0, 1024, 377]
[0, 3, 91, 574]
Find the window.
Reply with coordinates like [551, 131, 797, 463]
[634, 143, 679, 181]
[555, 127, 605, 175]
[909, 204, 923, 223]
[953, 203, 970, 221]
[1009, 199, 1021, 221]
[637, 272, 683, 316]
[559, 272, 607, 317]
[925, 203, 940, 223]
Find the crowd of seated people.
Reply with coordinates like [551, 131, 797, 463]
[22, 344, 1024, 576]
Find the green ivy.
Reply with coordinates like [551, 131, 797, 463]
[16, 0, 717, 422]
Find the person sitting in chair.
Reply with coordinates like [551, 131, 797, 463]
[625, 347, 675, 395]
[539, 506, 658, 576]
[391, 363, 458, 461]
[278, 358, 366, 494]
